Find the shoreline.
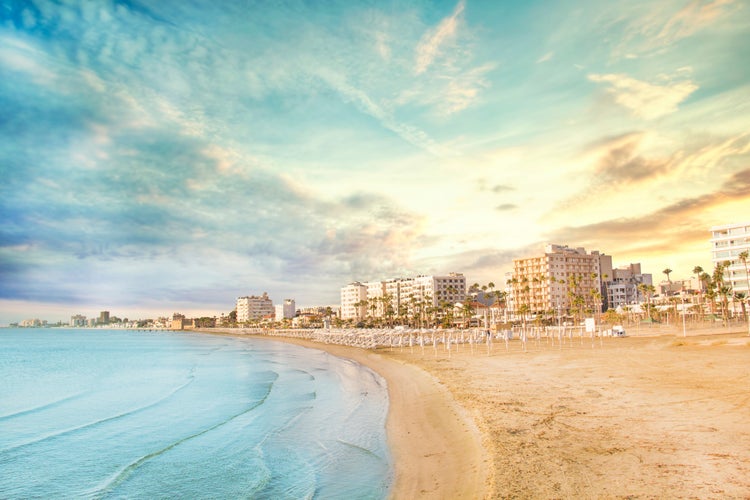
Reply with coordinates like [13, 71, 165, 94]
[198, 326, 750, 498]
[197, 329, 488, 499]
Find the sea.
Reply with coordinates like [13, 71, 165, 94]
[0, 328, 392, 499]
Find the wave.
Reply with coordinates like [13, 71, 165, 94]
[336, 439, 384, 461]
[1, 373, 196, 455]
[0, 392, 87, 421]
[84, 374, 279, 499]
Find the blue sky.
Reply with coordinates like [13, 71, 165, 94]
[1, 0, 749, 324]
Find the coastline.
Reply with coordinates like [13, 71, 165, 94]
[198, 326, 750, 498]
[197, 330, 488, 499]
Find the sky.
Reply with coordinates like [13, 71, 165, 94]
[1, 0, 749, 325]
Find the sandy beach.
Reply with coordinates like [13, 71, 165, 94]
[206, 328, 750, 498]
[207, 332, 488, 499]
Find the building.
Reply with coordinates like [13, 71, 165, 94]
[171, 313, 187, 330]
[340, 273, 467, 321]
[606, 263, 653, 309]
[413, 273, 467, 308]
[99, 311, 110, 325]
[19, 318, 44, 327]
[70, 314, 87, 327]
[275, 299, 296, 321]
[711, 222, 750, 295]
[340, 282, 367, 320]
[510, 244, 609, 317]
[236, 293, 274, 323]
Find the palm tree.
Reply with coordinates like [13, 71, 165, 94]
[638, 283, 656, 322]
[462, 301, 474, 328]
[663, 268, 673, 295]
[739, 251, 750, 335]
[740, 251, 750, 293]
[734, 292, 748, 324]
[713, 262, 732, 325]
[693, 266, 705, 320]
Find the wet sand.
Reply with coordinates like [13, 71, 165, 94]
[201, 331, 488, 499]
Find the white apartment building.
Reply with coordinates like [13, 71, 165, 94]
[365, 281, 386, 317]
[274, 299, 296, 321]
[340, 274, 467, 321]
[236, 293, 274, 323]
[340, 282, 367, 320]
[711, 222, 750, 294]
[412, 273, 467, 308]
[511, 244, 608, 316]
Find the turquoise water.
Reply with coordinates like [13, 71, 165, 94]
[0, 329, 391, 499]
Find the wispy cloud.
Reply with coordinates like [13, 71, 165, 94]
[656, 0, 736, 46]
[588, 72, 697, 119]
[612, 0, 737, 58]
[414, 0, 466, 75]
[536, 51, 554, 63]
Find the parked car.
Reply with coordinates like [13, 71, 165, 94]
[612, 325, 626, 337]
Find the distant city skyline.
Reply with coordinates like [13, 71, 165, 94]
[2, 1, 749, 325]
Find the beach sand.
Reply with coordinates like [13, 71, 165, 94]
[205, 328, 750, 498]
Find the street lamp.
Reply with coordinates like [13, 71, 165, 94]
[681, 292, 687, 337]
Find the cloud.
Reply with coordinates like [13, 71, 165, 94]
[316, 68, 448, 155]
[655, 0, 736, 46]
[415, 0, 466, 75]
[0, 36, 57, 86]
[536, 51, 554, 63]
[589, 132, 672, 183]
[612, 0, 737, 59]
[588, 73, 698, 120]
[440, 63, 494, 116]
[491, 184, 515, 193]
[544, 167, 750, 254]
[495, 203, 517, 211]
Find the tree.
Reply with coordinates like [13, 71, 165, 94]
[734, 292, 748, 323]
[740, 251, 750, 293]
[713, 262, 732, 325]
[638, 283, 656, 322]
[663, 268, 673, 294]
[739, 251, 750, 335]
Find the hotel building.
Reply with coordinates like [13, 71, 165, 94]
[340, 282, 367, 320]
[236, 293, 274, 323]
[340, 273, 467, 320]
[510, 244, 611, 316]
[274, 299, 296, 321]
[710, 222, 750, 294]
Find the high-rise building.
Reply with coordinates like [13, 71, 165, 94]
[606, 263, 653, 309]
[710, 222, 750, 294]
[236, 293, 274, 323]
[99, 311, 110, 324]
[412, 273, 467, 308]
[274, 299, 296, 321]
[340, 282, 367, 320]
[340, 273, 467, 321]
[70, 314, 87, 327]
[510, 244, 608, 316]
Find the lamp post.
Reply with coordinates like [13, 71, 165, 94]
[681, 292, 687, 337]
